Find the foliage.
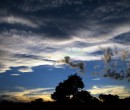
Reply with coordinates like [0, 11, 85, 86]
[51, 74, 84, 102]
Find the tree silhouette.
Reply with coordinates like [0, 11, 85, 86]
[99, 94, 119, 104]
[51, 74, 84, 102]
[72, 90, 96, 104]
[30, 98, 44, 104]
[122, 96, 130, 104]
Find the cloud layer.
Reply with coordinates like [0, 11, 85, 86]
[0, 0, 130, 82]
[0, 87, 54, 102]
[88, 85, 130, 98]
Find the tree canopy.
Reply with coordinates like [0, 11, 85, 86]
[51, 74, 84, 102]
[51, 73, 100, 104]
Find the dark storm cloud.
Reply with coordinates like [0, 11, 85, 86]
[0, 0, 87, 39]
[1, 0, 130, 39]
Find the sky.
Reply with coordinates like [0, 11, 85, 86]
[0, 0, 130, 102]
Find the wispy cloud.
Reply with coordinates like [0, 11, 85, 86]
[10, 74, 20, 76]
[88, 85, 130, 98]
[0, 65, 11, 73]
[18, 67, 33, 73]
[0, 31, 130, 75]
[0, 16, 39, 28]
[92, 78, 101, 81]
[0, 87, 54, 102]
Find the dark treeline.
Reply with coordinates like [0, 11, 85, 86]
[0, 74, 130, 110]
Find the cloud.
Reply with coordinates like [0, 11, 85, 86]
[0, 87, 54, 102]
[92, 78, 101, 81]
[88, 85, 130, 98]
[102, 48, 113, 63]
[0, 31, 130, 75]
[0, 28, 130, 79]
[0, 65, 11, 73]
[103, 69, 125, 80]
[18, 67, 33, 73]
[0, 0, 130, 78]
[0, 95, 20, 102]
[113, 32, 130, 45]
[126, 67, 130, 81]
[1, 0, 129, 39]
[10, 74, 20, 76]
[0, 16, 39, 28]
[55, 56, 85, 73]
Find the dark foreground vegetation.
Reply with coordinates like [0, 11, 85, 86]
[0, 74, 130, 110]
